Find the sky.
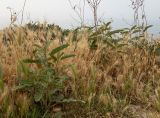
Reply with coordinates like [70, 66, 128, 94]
[0, 0, 159, 34]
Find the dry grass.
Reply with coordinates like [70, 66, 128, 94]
[0, 24, 160, 118]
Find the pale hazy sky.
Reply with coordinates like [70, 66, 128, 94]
[0, 0, 159, 34]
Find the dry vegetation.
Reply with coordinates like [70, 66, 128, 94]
[0, 23, 160, 118]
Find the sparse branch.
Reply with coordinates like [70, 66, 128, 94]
[86, 0, 102, 31]
[21, 0, 27, 25]
[7, 7, 17, 26]
[130, 0, 147, 26]
[68, 0, 86, 27]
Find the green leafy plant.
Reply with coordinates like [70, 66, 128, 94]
[88, 22, 126, 50]
[14, 41, 78, 116]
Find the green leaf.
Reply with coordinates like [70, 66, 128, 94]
[0, 79, 4, 90]
[61, 54, 75, 60]
[104, 39, 115, 48]
[104, 22, 112, 28]
[44, 40, 51, 49]
[49, 56, 57, 61]
[21, 79, 34, 86]
[121, 30, 129, 34]
[108, 29, 123, 35]
[14, 84, 28, 91]
[143, 25, 153, 32]
[131, 25, 137, 31]
[155, 47, 160, 56]
[34, 83, 45, 102]
[50, 44, 69, 56]
[19, 62, 30, 75]
[14, 79, 34, 91]
[132, 29, 141, 34]
[34, 86, 45, 102]
[23, 59, 41, 64]
[131, 35, 144, 40]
